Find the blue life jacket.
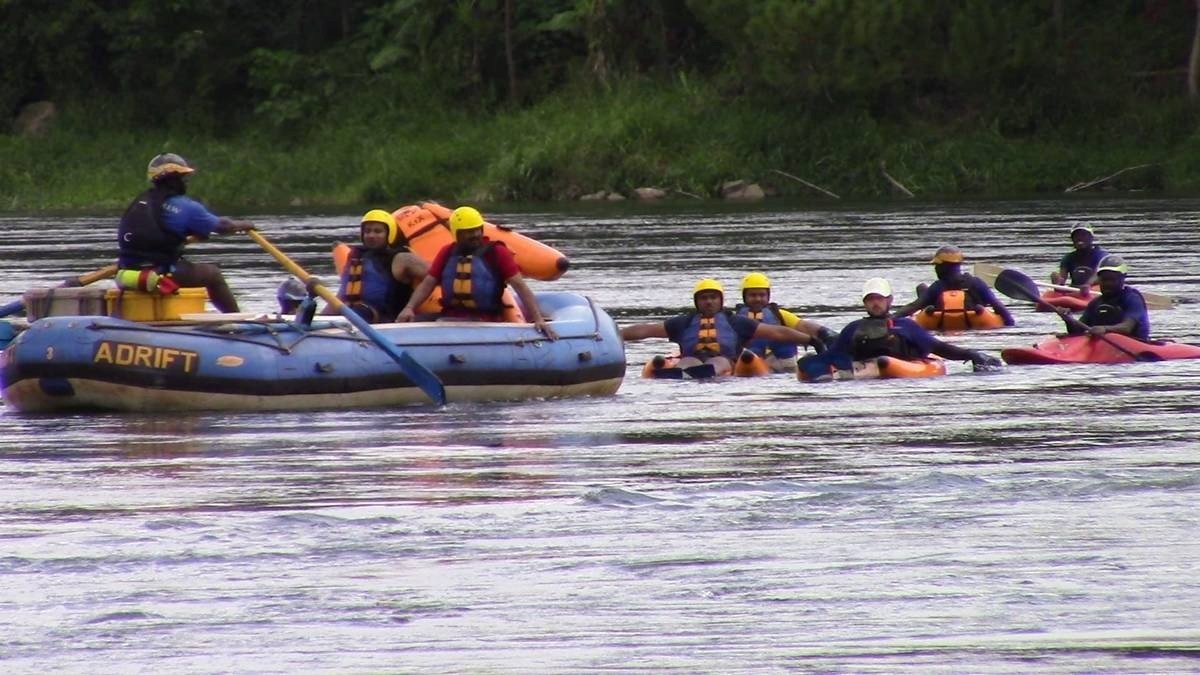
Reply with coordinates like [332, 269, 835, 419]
[1083, 286, 1150, 340]
[339, 246, 412, 323]
[440, 242, 504, 314]
[735, 303, 797, 359]
[677, 311, 740, 359]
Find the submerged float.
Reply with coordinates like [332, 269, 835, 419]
[798, 355, 947, 382]
[0, 292, 624, 413]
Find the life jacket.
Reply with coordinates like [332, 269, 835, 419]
[117, 186, 186, 270]
[851, 317, 920, 360]
[735, 302, 797, 359]
[1063, 248, 1107, 285]
[338, 245, 413, 323]
[677, 311, 740, 359]
[1089, 287, 1149, 339]
[439, 242, 504, 314]
[939, 289, 967, 312]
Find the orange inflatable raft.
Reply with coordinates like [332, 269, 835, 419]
[639, 348, 772, 379]
[393, 202, 569, 281]
[913, 308, 1006, 331]
[732, 349, 771, 377]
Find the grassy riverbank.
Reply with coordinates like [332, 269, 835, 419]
[4, 79, 1200, 213]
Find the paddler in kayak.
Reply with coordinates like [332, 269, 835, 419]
[733, 272, 838, 373]
[620, 278, 829, 377]
[1056, 255, 1150, 339]
[1051, 224, 1109, 287]
[323, 209, 428, 323]
[799, 277, 1002, 380]
[893, 246, 1014, 326]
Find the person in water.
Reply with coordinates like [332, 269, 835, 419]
[799, 277, 1002, 380]
[117, 153, 256, 312]
[620, 278, 827, 377]
[325, 209, 427, 323]
[397, 206, 558, 339]
[1056, 254, 1150, 340]
[734, 271, 837, 372]
[893, 246, 1015, 326]
[1051, 224, 1109, 287]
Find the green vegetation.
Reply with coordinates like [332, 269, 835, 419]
[2, 1, 1199, 211]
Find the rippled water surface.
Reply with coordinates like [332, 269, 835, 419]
[3, 198, 1200, 672]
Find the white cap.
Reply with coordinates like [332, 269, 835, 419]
[861, 277, 893, 300]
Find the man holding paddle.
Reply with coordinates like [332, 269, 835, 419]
[117, 153, 255, 312]
[1050, 224, 1109, 287]
[1057, 255, 1150, 339]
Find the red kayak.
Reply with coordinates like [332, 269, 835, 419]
[1035, 286, 1095, 312]
[1001, 334, 1200, 365]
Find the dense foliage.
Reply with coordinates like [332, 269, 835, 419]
[2, 1, 1199, 208]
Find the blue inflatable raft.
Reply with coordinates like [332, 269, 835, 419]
[0, 292, 625, 413]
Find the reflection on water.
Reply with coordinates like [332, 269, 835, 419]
[4, 199, 1200, 672]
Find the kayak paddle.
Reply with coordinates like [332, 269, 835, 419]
[248, 230, 447, 406]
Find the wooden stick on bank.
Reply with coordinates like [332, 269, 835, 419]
[879, 161, 914, 197]
[768, 170, 840, 199]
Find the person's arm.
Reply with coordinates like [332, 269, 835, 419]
[973, 279, 1015, 326]
[397, 275, 438, 322]
[892, 284, 936, 318]
[1051, 252, 1070, 285]
[214, 216, 255, 234]
[620, 322, 669, 341]
[391, 251, 428, 285]
[778, 309, 835, 344]
[507, 274, 557, 339]
[753, 323, 820, 351]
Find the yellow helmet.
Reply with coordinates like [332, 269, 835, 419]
[693, 278, 724, 298]
[146, 153, 195, 182]
[740, 272, 771, 292]
[361, 209, 399, 246]
[929, 245, 965, 265]
[449, 206, 485, 236]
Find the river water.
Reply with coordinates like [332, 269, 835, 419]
[2, 198, 1200, 672]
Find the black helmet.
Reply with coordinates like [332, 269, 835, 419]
[1096, 254, 1129, 275]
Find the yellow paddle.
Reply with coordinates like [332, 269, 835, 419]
[247, 230, 446, 406]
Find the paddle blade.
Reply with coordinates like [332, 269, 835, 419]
[993, 269, 1042, 304]
[338, 305, 447, 406]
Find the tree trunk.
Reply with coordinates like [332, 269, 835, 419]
[586, 0, 610, 86]
[505, 0, 519, 104]
[1190, 0, 1200, 99]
